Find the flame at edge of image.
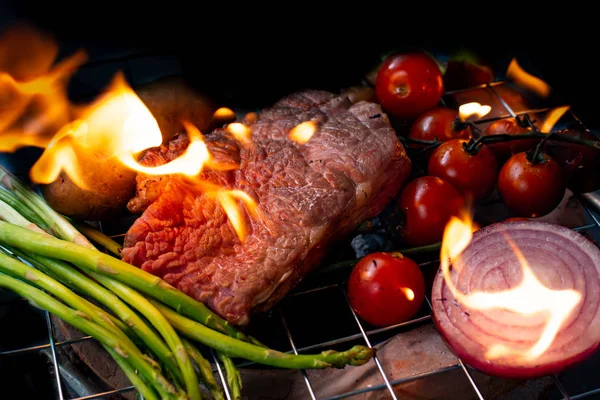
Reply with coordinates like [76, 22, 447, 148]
[506, 58, 552, 99]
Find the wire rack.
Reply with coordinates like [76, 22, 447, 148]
[1, 49, 600, 400]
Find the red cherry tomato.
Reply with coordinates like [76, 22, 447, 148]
[546, 128, 600, 193]
[498, 152, 567, 218]
[484, 118, 538, 163]
[348, 252, 425, 327]
[428, 139, 499, 201]
[409, 107, 471, 142]
[375, 53, 444, 120]
[397, 176, 464, 246]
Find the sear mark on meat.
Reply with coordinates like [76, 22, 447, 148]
[121, 90, 411, 326]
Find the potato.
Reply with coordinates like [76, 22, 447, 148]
[42, 75, 218, 220]
[41, 148, 137, 221]
[135, 75, 219, 142]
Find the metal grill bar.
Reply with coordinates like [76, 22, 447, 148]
[0, 335, 93, 356]
[45, 311, 65, 400]
[212, 349, 233, 400]
[553, 375, 572, 400]
[70, 386, 135, 400]
[323, 364, 461, 400]
[341, 288, 398, 400]
[569, 388, 600, 400]
[458, 360, 484, 400]
[278, 308, 317, 400]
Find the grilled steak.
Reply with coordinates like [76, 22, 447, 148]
[122, 90, 411, 325]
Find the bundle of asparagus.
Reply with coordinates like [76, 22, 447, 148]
[0, 166, 374, 400]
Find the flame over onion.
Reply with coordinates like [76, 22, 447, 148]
[433, 217, 600, 378]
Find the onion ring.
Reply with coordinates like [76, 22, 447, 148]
[432, 220, 600, 378]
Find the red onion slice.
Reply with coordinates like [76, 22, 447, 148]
[432, 220, 600, 379]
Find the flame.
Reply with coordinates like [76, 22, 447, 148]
[213, 107, 236, 120]
[506, 58, 551, 98]
[0, 25, 87, 151]
[440, 214, 581, 361]
[401, 288, 415, 301]
[0, 25, 258, 244]
[226, 122, 252, 145]
[289, 120, 317, 144]
[540, 106, 570, 133]
[458, 102, 491, 121]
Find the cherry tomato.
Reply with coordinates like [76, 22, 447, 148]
[484, 118, 538, 163]
[397, 176, 464, 246]
[546, 128, 600, 193]
[428, 139, 499, 201]
[375, 52, 444, 120]
[409, 107, 471, 142]
[348, 252, 425, 327]
[498, 152, 567, 218]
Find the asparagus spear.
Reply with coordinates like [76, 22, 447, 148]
[0, 251, 130, 340]
[0, 188, 49, 231]
[151, 299, 374, 369]
[0, 251, 160, 399]
[182, 339, 225, 400]
[0, 220, 259, 345]
[90, 271, 202, 400]
[0, 169, 262, 346]
[0, 197, 186, 385]
[10, 249, 185, 387]
[0, 272, 181, 400]
[71, 220, 123, 257]
[106, 346, 160, 400]
[218, 352, 242, 400]
[0, 167, 91, 247]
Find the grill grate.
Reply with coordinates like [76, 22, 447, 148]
[1, 50, 600, 400]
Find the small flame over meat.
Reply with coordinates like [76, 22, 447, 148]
[540, 106, 570, 133]
[507, 58, 551, 98]
[289, 120, 317, 144]
[213, 107, 236, 120]
[458, 102, 491, 121]
[226, 122, 252, 145]
[440, 213, 582, 361]
[0, 25, 257, 243]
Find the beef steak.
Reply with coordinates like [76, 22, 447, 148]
[121, 90, 411, 325]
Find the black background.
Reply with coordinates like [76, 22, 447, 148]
[1, 1, 598, 125]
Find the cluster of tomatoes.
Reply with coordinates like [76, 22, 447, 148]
[347, 51, 600, 328]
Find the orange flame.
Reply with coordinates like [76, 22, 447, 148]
[540, 106, 570, 133]
[213, 107, 236, 120]
[0, 26, 258, 243]
[458, 102, 491, 122]
[506, 58, 551, 98]
[401, 288, 415, 301]
[440, 213, 581, 361]
[289, 120, 317, 144]
[0, 25, 87, 152]
[226, 122, 252, 145]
